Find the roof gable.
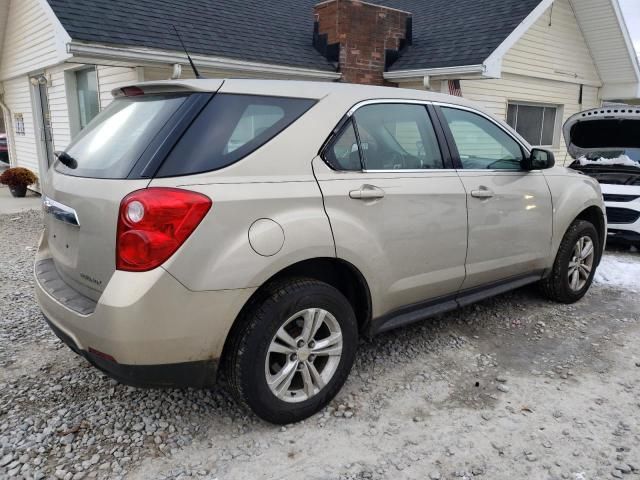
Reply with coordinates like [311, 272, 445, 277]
[1, 0, 70, 80]
[501, 0, 601, 85]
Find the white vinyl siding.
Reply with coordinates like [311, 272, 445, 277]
[0, 3, 10, 64]
[571, 0, 639, 85]
[2, 77, 39, 173]
[0, 0, 63, 80]
[48, 65, 72, 152]
[502, 0, 601, 85]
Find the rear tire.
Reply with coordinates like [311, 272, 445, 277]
[225, 277, 358, 424]
[540, 219, 600, 303]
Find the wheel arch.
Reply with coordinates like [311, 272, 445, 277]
[575, 205, 606, 259]
[219, 257, 373, 373]
[545, 174, 606, 267]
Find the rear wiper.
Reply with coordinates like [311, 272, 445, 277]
[54, 151, 78, 169]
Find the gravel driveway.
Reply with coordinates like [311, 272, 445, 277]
[1, 210, 640, 480]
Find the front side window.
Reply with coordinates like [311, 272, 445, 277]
[441, 107, 523, 170]
[353, 104, 444, 170]
[75, 68, 100, 130]
[506, 103, 557, 146]
[158, 94, 315, 177]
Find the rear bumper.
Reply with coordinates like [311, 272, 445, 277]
[43, 315, 218, 388]
[34, 232, 256, 388]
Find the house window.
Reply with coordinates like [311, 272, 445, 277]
[75, 68, 100, 130]
[14, 113, 25, 136]
[506, 103, 558, 146]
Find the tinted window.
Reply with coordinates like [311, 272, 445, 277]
[324, 120, 362, 171]
[353, 104, 443, 170]
[158, 94, 315, 177]
[442, 107, 523, 170]
[56, 94, 188, 179]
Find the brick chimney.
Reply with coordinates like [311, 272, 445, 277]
[313, 0, 412, 86]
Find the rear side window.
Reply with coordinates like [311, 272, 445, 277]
[56, 94, 189, 179]
[157, 94, 316, 177]
[354, 104, 444, 170]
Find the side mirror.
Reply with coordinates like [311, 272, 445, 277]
[522, 148, 555, 171]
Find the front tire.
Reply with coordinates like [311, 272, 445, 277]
[540, 219, 600, 303]
[226, 278, 358, 424]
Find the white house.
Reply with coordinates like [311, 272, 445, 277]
[0, 0, 638, 186]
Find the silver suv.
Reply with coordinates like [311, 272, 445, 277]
[35, 80, 605, 423]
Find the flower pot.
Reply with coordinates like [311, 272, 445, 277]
[9, 184, 27, 198]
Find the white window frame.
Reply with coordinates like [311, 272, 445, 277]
[66, 66, 100, 138]
[506, 101, 562, 148]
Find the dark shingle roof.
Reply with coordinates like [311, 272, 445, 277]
[46, 0, 337, 71]
[376, 0, 542, 71]
[47, 0, 542, 73]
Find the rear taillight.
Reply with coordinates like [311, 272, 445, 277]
[116, 188, 212, 272]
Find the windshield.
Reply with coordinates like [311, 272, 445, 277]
[55, 94, 188, 179]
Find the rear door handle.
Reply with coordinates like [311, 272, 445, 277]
[349, 185, 385, 200]
[470, 187, 494, 199]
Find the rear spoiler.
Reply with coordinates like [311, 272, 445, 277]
[112, 79, 225, 98]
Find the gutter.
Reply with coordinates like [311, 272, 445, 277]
[68, 42, 341, 81]
[384, 64, 485, 81]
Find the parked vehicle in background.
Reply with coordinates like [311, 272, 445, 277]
[565, 106, 640, 249]
[35, 80, 605, 424]
[0, 133, 8, 163]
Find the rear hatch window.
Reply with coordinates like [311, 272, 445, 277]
[156, 94, 316, 177]
[55, 94, 189, 179]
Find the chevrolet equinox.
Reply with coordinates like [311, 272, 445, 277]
[35, 79, 606, 424]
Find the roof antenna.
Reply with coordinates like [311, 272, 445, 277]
[173, 25, 202, 79]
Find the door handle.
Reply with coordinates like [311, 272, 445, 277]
[349, 185, 385, 200]
[470, 187, 494, 199]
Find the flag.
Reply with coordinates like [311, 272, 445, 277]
[448, 79, 463, 97]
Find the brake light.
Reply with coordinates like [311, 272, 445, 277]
[121, 86, 145, 97]
[116, 188, 212, 272]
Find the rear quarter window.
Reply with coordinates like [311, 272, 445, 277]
[156, 94, 316, 177]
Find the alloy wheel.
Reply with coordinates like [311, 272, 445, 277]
[265, 308, 343, 403]
[567, 235, 595, 291]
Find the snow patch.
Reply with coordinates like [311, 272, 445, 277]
[577, 154, 639, 167]
[594, 253, 640, 290]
